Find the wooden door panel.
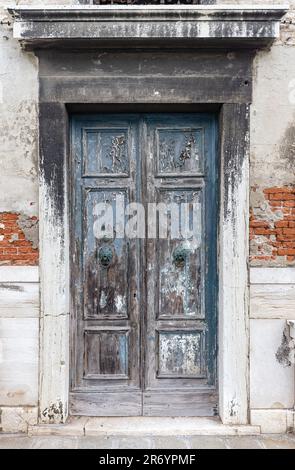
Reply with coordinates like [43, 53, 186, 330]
[71, 115, 141, 416]
[156, 187, 204, 319]
[82, 127, 130, 177]
[84, 328, 129, 379]
[143, 390, 218, 417]
[156, 127, 204, 177]
[83, 188, 129, 319]
[71, 113, 218, 416]
[144, 115, 218, 415]
[157, 329, 205, 378]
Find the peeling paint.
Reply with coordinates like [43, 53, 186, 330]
[279, 120, 295, 172]
[276, 324, 292, 368]
[159, 331, 202, 377]
[229, 398, 239, 418]
[17, 213, 38, 249]
[0, 283, 24, 292]
[115, 294, 125, 313]
[41, 400, 64, 424]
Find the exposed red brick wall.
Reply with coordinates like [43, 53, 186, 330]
[0, 212, 38, 266]
[250, 186, 295, 265]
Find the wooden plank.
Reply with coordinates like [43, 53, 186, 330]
[143, 390, 218, 417]
[250, 284, 295, 319]
[0, 282, 39, 318]
[70, 392, 142, 416]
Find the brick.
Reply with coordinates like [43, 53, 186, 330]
[3, 248, 18, 254]
[283, 228, 295, 236]
[263, 187, 295, 194]
[274, 228, 283, 235]
[270, 242, 283, 248]
[283, 201, 295, 207]
[0, 214, 18, 221]
[278, 249, 295, 256]
[280, 245, 293, 250]
[0, 240, 12, 247]
[268, 200, 282, 207]
[0, 212, 39, 266]
[18, 247, 36, 254]
[253, 229, 275, 236]
[13, 260, 37, 266]
[0, 255, 12, 261]
[277, 235, 294, 242]
[250, 220, 269, 228]
[274, 220, 289, 228]
[269, 193, 295, 201]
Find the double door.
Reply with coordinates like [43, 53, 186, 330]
[70, 113, 218, 416]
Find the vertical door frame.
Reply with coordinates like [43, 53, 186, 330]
[38, 102, 249, 425]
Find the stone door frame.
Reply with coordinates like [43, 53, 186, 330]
[38, 98, 250, 425]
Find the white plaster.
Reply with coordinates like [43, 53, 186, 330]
[0, 9, 38, 217]
[251, 409, 290, 434]
[0, 318, 39, 406]
[251, 45, 295, 188]
[0, 282, 39, 318]
[250, 268, 295, 319]
[0, 266, 39, 283]
[250, 284, 295, 319]
[250, 319, 294, 409]
[0, 406, 38, 433]
[250, 267, 295, 284]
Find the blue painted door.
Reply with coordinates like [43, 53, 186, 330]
[70, 114, 218, 416]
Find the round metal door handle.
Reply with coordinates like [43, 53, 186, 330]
[173, 246, 189, 267]
[98, 245, 113, 267]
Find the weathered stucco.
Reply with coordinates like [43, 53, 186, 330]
[217, 3, 295, 266]
[0, 1, 294, 434]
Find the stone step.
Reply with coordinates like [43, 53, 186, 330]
[28, 417, 261, 437]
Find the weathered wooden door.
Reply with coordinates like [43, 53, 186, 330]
[70, 114, 218, 416]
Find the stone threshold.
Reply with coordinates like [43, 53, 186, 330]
[28, 417, 260, 437]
